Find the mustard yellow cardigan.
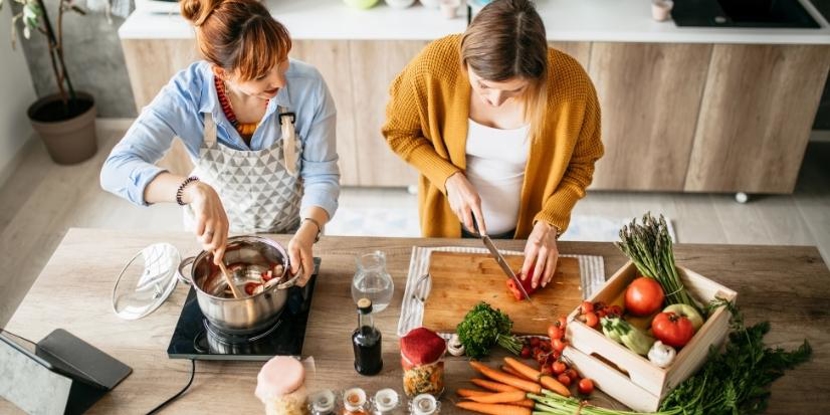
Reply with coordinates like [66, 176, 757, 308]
[381, 35, 604, 238]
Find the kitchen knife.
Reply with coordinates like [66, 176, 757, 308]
[481, 235, 533, 304]
[471, 218, 533, 303]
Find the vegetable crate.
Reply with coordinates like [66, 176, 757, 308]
[563, 261, 737, 412]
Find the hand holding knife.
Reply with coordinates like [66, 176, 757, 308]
[472, 218, 533, 303]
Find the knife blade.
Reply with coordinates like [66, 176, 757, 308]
[481, 234, 533, 304]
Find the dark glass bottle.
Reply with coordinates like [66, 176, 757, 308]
[352, 298, 383, 375]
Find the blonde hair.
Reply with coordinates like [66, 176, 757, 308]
[461, 0, 548, 141]
[180, 0, 292, 81]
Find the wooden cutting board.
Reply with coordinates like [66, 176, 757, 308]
[422, 251, 583, 335]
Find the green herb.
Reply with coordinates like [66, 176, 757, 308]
[455, 302, 523, 358]
[530, 390, 680, 415]
[615, 212, 700, 313]
[659, 299, 812, 414]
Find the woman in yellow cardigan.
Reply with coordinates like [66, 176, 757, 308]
[381, 0, 604, 289]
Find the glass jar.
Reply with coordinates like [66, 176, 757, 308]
[255, 356, 309, 415]
[309, 389, 336, 415]
[400, 328, 446, 398]
[372, 388, 401, 415]
[351, 250, 394, 312]
[342, 388, 369, 415]
[409, 394, 440, 415]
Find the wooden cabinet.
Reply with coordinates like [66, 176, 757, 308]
[121, 38, 830, 193]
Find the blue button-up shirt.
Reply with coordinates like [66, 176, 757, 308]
[100, 59, 340, 220]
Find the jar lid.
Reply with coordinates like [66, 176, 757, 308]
[401, 327, 446, 365]
[111, 243, 180, 320]
[309, 389, 336, 413]
[343, 387, 366, 411]
[373, 388, 399, 412]
[410, 394, 439, 415]
[255, 356, 305, 402]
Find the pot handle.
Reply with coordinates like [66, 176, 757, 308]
[277, 263, 304, 289]
[177, 256, 196, 286]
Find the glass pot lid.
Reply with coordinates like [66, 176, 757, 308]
[112, 243, 181, 320]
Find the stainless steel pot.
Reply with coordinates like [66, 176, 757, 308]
[177, 235, 302, 335]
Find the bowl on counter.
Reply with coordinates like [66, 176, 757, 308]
[386, 0, 416, 8]
[344, 0, 380, 9]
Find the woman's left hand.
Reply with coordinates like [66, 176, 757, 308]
[287, 221, 318, 287]
[521, 221, 560, 290]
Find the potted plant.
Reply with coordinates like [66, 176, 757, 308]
[2, 0, 97, 164]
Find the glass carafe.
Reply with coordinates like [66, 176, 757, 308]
[351, 250, 394, 313]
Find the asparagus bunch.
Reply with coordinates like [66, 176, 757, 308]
[615, 213, 700, 313]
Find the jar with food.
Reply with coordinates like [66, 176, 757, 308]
[342, 388, 369, 415]
[372, 388, 402, 415]
[308, 389, 336, 415]
[408, 394, 441, 415]
[255, 356, 309, 415]
[400, 327, 446, 398]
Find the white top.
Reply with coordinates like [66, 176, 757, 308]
[465, 119, 529, 235]
[120, 0, 830, 45]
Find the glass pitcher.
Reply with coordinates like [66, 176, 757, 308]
[351, 250, 394, 313]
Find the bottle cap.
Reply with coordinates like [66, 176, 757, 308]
[410, 394, 438, 415]
[357, 298, 373, 313]
[373, 388, 399, 412]
[309, 389, 335, 413]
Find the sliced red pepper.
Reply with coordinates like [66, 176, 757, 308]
[244, 282, 261, 296]
[504, 264, 537, 301]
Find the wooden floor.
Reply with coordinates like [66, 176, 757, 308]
[1, 124, 828, 326]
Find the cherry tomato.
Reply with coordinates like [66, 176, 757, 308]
[551, 338, 567, 352]
[556, 316, 568, 329]
[608, 305, 623, 317]
[547, 324, 564, 340]
[624, 277, 666, 316]
[583, 311, 599, 328]
[530, 337, 541, 347]
[556, 373, 572, 387]
[651, 311, 695, 348]
[565, 368, 579, 380]
[551, 361, 567, 375]
[578, 378, 595, 395]
[521, 346, 531, 358]
[580, 300, 595, 314]
[540, 365, 553, 375]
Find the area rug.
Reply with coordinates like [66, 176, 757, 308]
[325, 207, 676, 242]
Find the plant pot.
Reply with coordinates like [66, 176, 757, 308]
[27, 92, 97, 165]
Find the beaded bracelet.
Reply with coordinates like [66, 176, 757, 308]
[175, 176, 200, 206]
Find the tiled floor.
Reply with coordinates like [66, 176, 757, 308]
[0, 124, 828, 325]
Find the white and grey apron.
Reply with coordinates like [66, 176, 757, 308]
[184, 107, 302, 233]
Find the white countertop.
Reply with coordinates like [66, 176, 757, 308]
[119, 0, 830, 44]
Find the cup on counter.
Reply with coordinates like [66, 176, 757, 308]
[651, 0, 674, 22]
[439, 0, 462, 19]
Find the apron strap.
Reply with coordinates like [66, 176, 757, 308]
[279, 105, 299, 176]
[203, 112, 218, 147]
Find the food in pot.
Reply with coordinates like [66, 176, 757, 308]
[255, 356, 308, 415]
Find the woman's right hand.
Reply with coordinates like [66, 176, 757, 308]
[183, 182, 229, 264]
[445, 172, 487, 235]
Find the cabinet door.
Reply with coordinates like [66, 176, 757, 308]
[348, 40, 426, 187]
[588, 42, 712, 191]
[290, 40, 360, 186]
[121, 39, 199, 176]
[685, 44, 830, 193]
[549, 41, 592, 71]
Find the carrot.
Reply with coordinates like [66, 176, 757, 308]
[471, 378, 521, 393]
[456, 401, 532, 415]
[514, 399, 535, 409]
[469, 361, 542, 394]
[456, 388, 491, 398]
[504, 356, 571, 397]
[501, 364, 533, 380]
[465, 390, 527, 404]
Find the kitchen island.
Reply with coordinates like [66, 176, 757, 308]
[1, 228, 829, 413]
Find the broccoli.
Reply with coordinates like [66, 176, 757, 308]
[455, 302, 523, 359]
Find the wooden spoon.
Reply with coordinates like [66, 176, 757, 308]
[218, 261, 244, 299]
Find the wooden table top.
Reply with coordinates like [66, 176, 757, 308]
[2, 228, 829, 414]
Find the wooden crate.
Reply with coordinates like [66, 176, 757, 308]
[563, 261, 737, 412]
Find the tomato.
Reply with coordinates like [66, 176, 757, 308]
[580, 301, 594, 314]
[547, 324, 564, 340]
[556, 373, 572, 387]
[582, 311, 599, 328]
[244, 282, 260, 296]
[578, 378, 595, 395]
[608, 305, 623, 317]
[565, 368, 579, 380]
[551, 338, 567, 352]
[557, 316, 568, 330]
[551, 361, 567, 375]
[651, 311, 695, 348]
[624, 277, 666, 316]
[520, 346, 531, 358]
